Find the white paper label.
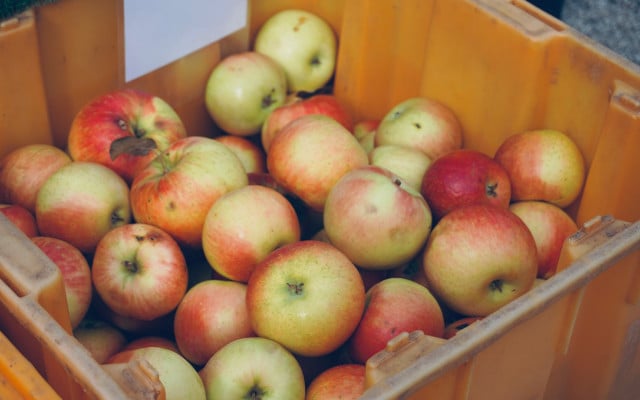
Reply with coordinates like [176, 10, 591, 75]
[123, 0, 247, 82]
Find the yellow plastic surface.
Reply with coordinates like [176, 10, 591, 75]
[0, 0, 639, 399]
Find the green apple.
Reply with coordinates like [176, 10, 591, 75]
[369, 144, 433, 191]
[205, 51, 287, 136]
[199, 337, 305, 400]
[254, 9, 337, 93]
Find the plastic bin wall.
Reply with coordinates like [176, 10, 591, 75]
[1, 0, 639, 399]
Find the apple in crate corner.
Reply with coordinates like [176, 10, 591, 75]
[267, 114, 369, 212]
[443, 316, 482, 339]
[35, 161, 131, 254]
[369, 144, 433, 192]
[509, 200, 578, 278]
[205, 51, 287, 136]
[214, 135, 266, 173]
[323, 165, 432, 270]
[254, 9, 337, 93]
[0, 204, 38, 237]
[0, 143, 71, 213]
[91, 223, 188, 321]
[306, 364, 366, 400]
[201, 185, 301, 282]
[375, 97, 463, 160]
[73, 318, 127, 364]
[247, 240, 366, 357]
[107, 346, 206, 400]
[173, 280, 254, 366]
[422, 204, 538, 317]
[200, 337, 305, 399]
[348, 277, 445, 364]
[421, 149, 512, 220]
[261, 94, 354, 152]
[494, 129, 586, 207]
[31, 236, 92, 329]
[130, 136, 248, 248]
[67, 88, 187, 184]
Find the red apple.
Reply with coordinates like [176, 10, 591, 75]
[0, 143, 71, 212]
[199, 337, 305, 399]
[509, 200, 578, 278]
[0, 204, 38, 237]
[261, 94, 353, 152]
[267, 114, 369, 211]
[73, 318, 127, 364]
[247, 240, 366, 357]
[375, 97, 463, 160]
[130, 136, 248, 248]
[173, 280, 254, 366]
[422, 204, 538, 317]
[494, 129, 586, 207]
[323, 165, 432, 270]
[202, 185, 300, 282]
[122, 336, 179, 354]
[35, 161, 131, 254]
[421, 149, 512, 220]
[348, 277, 445, 364]
[214, 135, 267, 173]
[107, 346, 206, 400]
[67, 88, 187, 183]
[91, 223, 188, 321]
[31, 236, 92, 328]
[306, 363, 366, 400]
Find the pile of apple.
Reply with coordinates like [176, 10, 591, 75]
[0, 8, 588, 400]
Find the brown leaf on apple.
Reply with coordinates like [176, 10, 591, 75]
[109, 137, 157, 160]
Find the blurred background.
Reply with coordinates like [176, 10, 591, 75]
[529, 0, 640, 65]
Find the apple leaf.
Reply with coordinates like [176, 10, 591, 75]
[109, 136, 157, 160]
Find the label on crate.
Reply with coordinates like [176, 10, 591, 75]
[123, 0, 247, 82]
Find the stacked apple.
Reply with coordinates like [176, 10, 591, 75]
[0, 7, 589, 400]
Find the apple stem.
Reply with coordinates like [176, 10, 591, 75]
[287, 282, 304, 295]
[489, 279, 503, 293]
[486, 183, 498, 198]
[246, 384, 266, 399]
[261, 89, 277, 109]
[122, 259, 138, 274]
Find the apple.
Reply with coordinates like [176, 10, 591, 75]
[214, 135, 266, 173]
[247, 240, 365, 357]
[0, 204, 38, 237]
[261, 94, 353, 152]
[348, 277, 445, 364]
[0, 143, 71, 212]
[421, 149, 512, 220]
[107, 346, 206, 400]
[199, 337, 305, 399]
[267, 114, 369, 211]
[201, 185, 301, 282]
[422, 204, 538, 317]
[375, 97, 463, 160]
[173, 279, 254, 366]
[509, 200, 578, 278]
[205, 51, 287, 136]
[323, 165, 432, 270]
[494, 129, 586, 207]
[91, 223, 188, 321]
[31, 236, 92, 328]
[35, 161, 131, 254]
[369, 144, 433, 192]
[353, 119, 379, 154]
[92, 295, 175, 337]
[122, 336, 180, 353]
[306, 363, 366, 400]
[254, 9, 337, 93]
[130, 136, 248, 248]
[73, 318, 127, 364]
[443, 316, 482, 339]
[67, 88, 187, 183]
